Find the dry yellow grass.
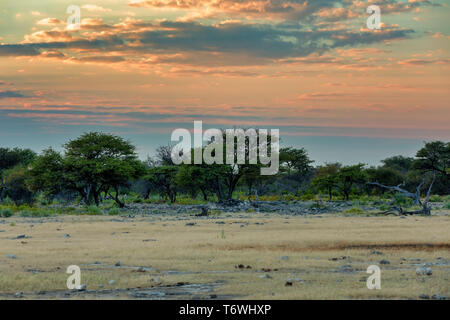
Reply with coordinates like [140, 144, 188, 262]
[0, 213, 449, 299]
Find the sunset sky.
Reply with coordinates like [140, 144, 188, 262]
[0, 0, 449, 164]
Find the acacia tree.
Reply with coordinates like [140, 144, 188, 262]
[146, 166, 179, 203]
[280, 147, 313, 176]
[311, 162, 341, 200]
[0, 148, 36, 203]
[336, 164, 367, 201]
[63, 132, 145, 207]
[414, 141, 449, 178]
[28, 148, 65, 202]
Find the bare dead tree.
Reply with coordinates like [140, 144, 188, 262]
[367, 173, 436, 216]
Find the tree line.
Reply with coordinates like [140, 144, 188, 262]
[0, 132, 448, 207]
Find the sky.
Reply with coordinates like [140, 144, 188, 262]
[0, 0, 449, 165]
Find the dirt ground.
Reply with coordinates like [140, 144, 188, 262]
[0, 212, 449, 299]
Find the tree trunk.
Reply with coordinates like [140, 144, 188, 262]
[0, 184, 5, 203]
[113, 187, 125, 208]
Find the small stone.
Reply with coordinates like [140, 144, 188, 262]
[7, 254, 17, 259]
[16, 234, 26, 239]
[285, 281, 293, 286]
[259, 274, 272, 279]
[416, 266, 432, 276]
[115, 261, 121, 267]
[431, 294, 446, 300]
[75, 284, 86, 291]
[281, 256, 289, 261]
[108, 280, 115, 285]
[63, 234, 70, 238]
[154, 277, 161, 284]
[185, 222, 196, 226]
[379, 259, 390, 265]
[419, 294, 430, 299]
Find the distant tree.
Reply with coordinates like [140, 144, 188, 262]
[311, 162, 341, 200]
[175, 164, 220, 201]
[413, 141, 450, 194]
[0, 148, 36, 202]
[365, 166, 403, 195]
[63, 132, 145, 207]
[413, 141, 449, 178]
[5, 165, 34, 206]
[280, 147, 313, 176]
[381, 155, 414, 175]
[28, 148, 65, 202]
[336, 164, 367, 201]
[146, 166, 179, 203]
[154, 144, 175, 166]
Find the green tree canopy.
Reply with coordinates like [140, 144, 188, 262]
[63, 132, 145, 207]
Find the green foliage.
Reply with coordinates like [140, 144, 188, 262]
[64, 132, 146, 207]
[279, 147, 313, 175]
[28, 148, 65, 201]
[429, 195, 443, 202]
[443, 202, 450, 209]
[414, 141, 449, 177]
[393, 193, 414, 207]
[108, 207, 121, 215]
[18, 208, 54, 217]
[365, 166, 403, 194]
[0, 208, 13, 217]
[4, 166, 35, 206]
[311, 163, 341, 200]
[86, 206, 102, 215]
[0, 147, 36, 203]
[335, 163, 367, 201]
[381, 155, 414, 174]
[343, 207, 365, 214]
[146, 166, 179, 203]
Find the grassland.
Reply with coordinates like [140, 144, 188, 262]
[0, 211, 449, 299]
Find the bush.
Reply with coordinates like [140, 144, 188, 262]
[343, 207, 365, 214]
[444, 202, 450, 210]
[299, 193, 315, 201]
[0, 208, 13, 218]
[429, 195, 443, 202]
[393, 193, 414, 207]
[108, 207, 120, 215]
[19, 209, 52, 217]
[86, 206, 102, 215]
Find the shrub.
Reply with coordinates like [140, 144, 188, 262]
[0, 208, 13, 218]
[429, 195, 442, 202]
[299, 193, 315, 201]
[108, 207, 120, 215]
[343, 207, 365, 214]
[444, 202, 450, 210]
[19, 209, 52, 217]
[393, 193, 414, 207]
[86, 206, 102, 215]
